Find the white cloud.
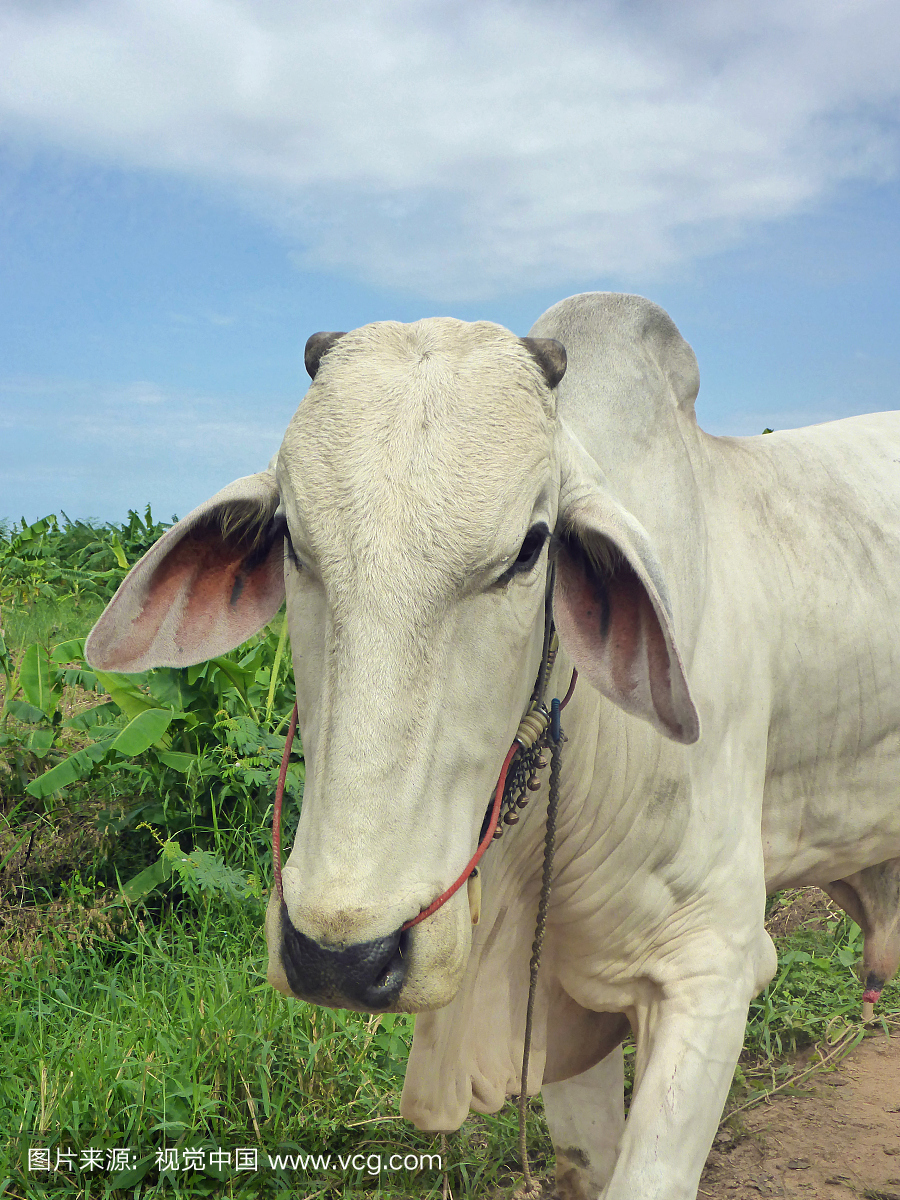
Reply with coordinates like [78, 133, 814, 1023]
[0, 0, 898, 298]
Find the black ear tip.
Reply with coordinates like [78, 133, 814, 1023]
[305, 332, 347, 380]
[520, 337, 567, 389]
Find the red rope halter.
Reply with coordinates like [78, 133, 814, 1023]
[271, 669, 577, 925]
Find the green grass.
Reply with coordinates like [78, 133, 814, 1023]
[0, 595, 106, 655]
[2, 883, 892, 1200]
[0, 887, 549, 1200]
[745, 912, 891, 1060]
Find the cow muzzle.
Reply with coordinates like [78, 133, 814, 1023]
[274, 901, 409, 1009]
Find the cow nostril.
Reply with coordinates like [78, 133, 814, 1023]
[372, 928, 409, 994]
[279, 903, 410, 1009]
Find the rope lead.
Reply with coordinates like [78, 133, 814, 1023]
[517, 704, 563, 1195]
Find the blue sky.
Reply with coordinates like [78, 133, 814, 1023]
[1, 0, 899, 525]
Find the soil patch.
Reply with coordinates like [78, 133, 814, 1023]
[766, 886, 845, 940]
[701, 1027, 900, 1198]
[0, 794, 121, 958]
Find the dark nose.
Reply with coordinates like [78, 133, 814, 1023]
[279, 902, 409, 1009]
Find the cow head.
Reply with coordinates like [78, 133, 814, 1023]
[86, 316, 697, 1014]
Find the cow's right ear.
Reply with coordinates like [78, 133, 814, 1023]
[85, 470, 285, 673]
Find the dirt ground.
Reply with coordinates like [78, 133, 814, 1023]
[700, 1025, 900, 1199]
[698, 886, 900, 1199]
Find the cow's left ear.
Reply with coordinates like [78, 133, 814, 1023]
[553, 432, 700, 744]
[85, 469, 285, 673]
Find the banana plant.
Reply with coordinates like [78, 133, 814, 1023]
[7, 618, 301, 900]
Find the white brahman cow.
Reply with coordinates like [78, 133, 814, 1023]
[86, 293, 900, 1200]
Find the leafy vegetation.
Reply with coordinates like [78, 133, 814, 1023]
[747, 911, 869, 1059]
[1, 508, 897, 1198]
[0, 509, 167, 646]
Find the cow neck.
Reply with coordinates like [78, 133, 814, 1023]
[270, 565, 578, 923]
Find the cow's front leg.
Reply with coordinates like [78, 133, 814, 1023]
[542, 1050, 625, 1200]
[604, 966, 773, 1200]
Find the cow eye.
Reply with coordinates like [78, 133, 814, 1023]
[516, 525, 548, 569]
[285, 538, 302, 569]
[496, 523, 549, 585]
[278, 520, 303, 570]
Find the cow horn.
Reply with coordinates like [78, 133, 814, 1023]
[305, 332, 347, 380]
[520, 337, 567, 389]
